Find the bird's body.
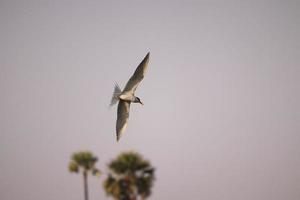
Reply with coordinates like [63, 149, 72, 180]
[118, 92, 136, 102]
[110, 53, 150, 141]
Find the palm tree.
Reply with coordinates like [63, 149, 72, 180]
[103, 151, 155, 200]
[68, 151, 101, 200]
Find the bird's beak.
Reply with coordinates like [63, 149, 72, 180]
[140, 101, 144, 105]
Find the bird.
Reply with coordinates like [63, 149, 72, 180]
[110, 52, 150, 141]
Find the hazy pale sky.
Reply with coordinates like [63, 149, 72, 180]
[1, 1, 300, 200]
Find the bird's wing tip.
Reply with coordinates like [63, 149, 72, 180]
[143, 52, 150, 62]
[116, 132, 121, 142]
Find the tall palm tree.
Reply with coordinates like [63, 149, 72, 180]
[68, 151, 101, 200]
[103, 152, 155, 200]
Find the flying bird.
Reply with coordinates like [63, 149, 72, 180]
[110, 53, 150, 141]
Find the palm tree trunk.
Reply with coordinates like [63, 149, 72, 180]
[83, 171, 89, 200]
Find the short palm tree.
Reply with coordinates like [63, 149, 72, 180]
[68, 151, 101, 200]
[103, 152, 155, 200]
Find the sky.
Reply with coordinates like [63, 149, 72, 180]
[1, 0, 300, 200]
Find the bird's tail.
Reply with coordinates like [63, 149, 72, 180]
[110, 83, 122, 107]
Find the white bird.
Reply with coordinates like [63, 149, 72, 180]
[110, 53, 150, 141]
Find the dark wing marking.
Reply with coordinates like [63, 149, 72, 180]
[116, 100, 131, 141]
[123, 52, 150, 93]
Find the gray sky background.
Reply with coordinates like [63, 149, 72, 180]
[1, 1, 300, 200]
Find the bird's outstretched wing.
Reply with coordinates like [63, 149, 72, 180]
[123, 52, 150, 93]
[116, 100, 131, 141]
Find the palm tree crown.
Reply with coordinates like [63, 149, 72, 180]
[103, 151, 155, 200]
[69, 151, 100, 200]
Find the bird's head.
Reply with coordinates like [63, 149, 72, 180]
[135, 97, 144, 105]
